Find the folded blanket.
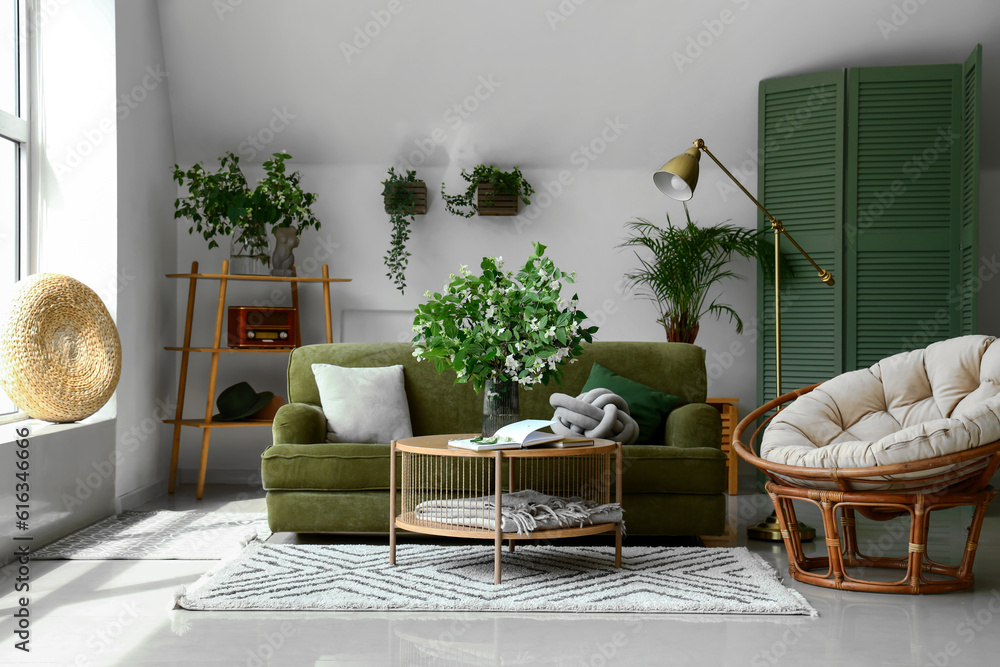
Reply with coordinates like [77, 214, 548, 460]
[413, 489, 623, 536]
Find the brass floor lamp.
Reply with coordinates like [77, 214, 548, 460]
[653, 138, 834, 541]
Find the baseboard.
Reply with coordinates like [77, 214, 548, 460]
[115, 478, 169, 512]
[176, 468, 263, 487]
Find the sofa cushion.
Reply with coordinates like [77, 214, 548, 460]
[261, 442, 725, 494]
[263, 443, 398, 491]
[581, 362, 679, 444]
[620, 445, 726, 494]
[312, 363, 412, 443]
[285, 342, 709, 437]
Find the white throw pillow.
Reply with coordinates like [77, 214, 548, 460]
[311, 363, 413, 443]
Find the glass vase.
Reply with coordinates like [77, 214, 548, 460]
[229, 230, 270, 275]
[482, 377, 520, 437]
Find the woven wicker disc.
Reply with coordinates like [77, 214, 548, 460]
[0, 274, 122, 422]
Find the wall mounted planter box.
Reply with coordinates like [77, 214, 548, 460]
[384, 181, 428, 215]
[477, 184, 519, 216]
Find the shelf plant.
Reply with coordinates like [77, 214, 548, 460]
[440, 164, 534, 218]
[619, 207, 774, 344]
[381, 167, 426, 294]
[172, 151, 321, 273]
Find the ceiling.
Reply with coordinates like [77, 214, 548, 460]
[157, 0, 1000, 170]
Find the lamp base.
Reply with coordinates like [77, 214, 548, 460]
[747, 511, 816, 542]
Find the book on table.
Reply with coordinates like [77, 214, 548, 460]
[547, 436, 595, 448]
[448, 419, 565, 451]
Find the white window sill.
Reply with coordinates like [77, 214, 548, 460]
[0, 413, 116, 445]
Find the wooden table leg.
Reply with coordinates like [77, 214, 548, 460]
[495, 452, 503, 584]
[389, 441, 397, 566]
[615, 443, 623, 568]
[508, 457, 516, 553]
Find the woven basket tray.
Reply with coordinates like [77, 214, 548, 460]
[0, 274, 122, 422]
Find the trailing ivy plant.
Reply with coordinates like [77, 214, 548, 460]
[172, 151, 321, 265]
[440, 164, 535, 218]
[382, 167, 421, 294]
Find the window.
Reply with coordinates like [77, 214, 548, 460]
[1, 0, 28, 416]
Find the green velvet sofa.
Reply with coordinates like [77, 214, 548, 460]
[261, 341, 726, 536]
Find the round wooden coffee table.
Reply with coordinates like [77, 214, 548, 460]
[389, 434, 623, 584]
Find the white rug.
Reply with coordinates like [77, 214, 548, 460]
[33, 511, 271, 560]
[176, 540, 817, 615]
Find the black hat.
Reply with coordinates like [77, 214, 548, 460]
[213, 382, 274, 422]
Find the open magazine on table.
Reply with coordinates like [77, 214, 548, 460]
[448, 420, 594, 451]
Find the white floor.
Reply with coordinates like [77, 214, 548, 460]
[3, 483, 1000, 666]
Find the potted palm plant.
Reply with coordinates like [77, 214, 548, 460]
[172, 151, 321, 275]
[619, 207, 773, 343]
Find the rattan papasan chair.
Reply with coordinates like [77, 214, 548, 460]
[734, 335, 1000, 594]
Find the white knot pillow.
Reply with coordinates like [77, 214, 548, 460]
[549, 388, 640, 445]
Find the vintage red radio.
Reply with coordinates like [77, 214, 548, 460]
[227, 306, 297, 348]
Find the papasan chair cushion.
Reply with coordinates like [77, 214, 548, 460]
[761, 335, 1000, 490]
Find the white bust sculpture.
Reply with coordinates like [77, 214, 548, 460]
[270, 228, 300, 277]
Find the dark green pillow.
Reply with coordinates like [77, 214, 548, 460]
[581, 362, 679, 444]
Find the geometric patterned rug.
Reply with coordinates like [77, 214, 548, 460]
[32, 511, 271, 560]
[175, 539, 817, 615]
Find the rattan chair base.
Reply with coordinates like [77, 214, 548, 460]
[766, 481, 998, 594]
[733, 382, 1000, 595]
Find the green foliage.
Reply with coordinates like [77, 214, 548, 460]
[381, 167, 421, 294]
[412, 242, 598, 393]
[619, 207, 773, 341]
[440, 164, 535, 218]
[172, 152, 321, 264]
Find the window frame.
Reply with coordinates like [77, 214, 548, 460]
[0, 0, 30, 418]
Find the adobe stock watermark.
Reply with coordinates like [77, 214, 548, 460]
[394, 74, 502, 172]
[6, 0, 71, 47]
[242, 623, 296, 667]
[877, 0, 933, 40]
[340, 0, 411, 63]
[61, 396, 177, 511]
[848, 125, 958, 246]
[513, 116, 627, 232]
[673, 0, 754, 73]
[238, 107, 296, 162]
[899, 254, 1000, 351]
[923, 589, 1000, 666]
[213, 0, 244, 21]
[750, 624, 810, 667]
[54, 65, 169, 178]
[545, 0, 588, 31]
[68, 601, 142, 665]
[715, 85, 836, 203]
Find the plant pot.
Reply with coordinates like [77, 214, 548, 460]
[664, 321, 699, 344]
[384, 181, 428, 215]
[482, 376, 520, 437]
[229, 230, 270, 275]
[477, 184, 519, 216]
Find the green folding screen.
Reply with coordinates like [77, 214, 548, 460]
[756, 45, 981, 408]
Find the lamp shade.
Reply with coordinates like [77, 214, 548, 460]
[653, 147, 701, 201]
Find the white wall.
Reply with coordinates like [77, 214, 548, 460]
[0, 0, 119, 560]
[113, 0, 178, 507]
[157, 1, 1000, 481]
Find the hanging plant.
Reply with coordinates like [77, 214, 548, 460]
[382, 167, 426, 293]
[440, 164, 534, 218]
